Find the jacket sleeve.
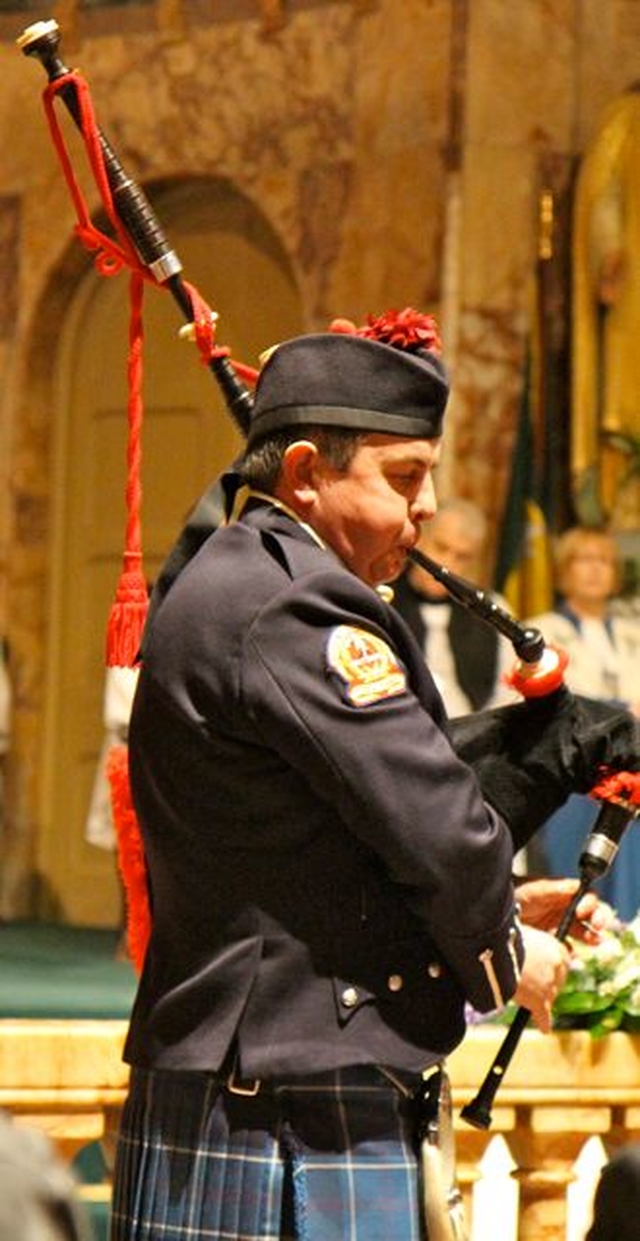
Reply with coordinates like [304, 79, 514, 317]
[239, 570, 523, 1013]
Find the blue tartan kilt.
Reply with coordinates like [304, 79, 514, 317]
[110, 1064, 426, 1240]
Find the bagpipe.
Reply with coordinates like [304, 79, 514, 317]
[18, 20, 255, 437]
[19, 19, 640, 1130]
[460, 769, 640, 1130]
[18, 18, 256, 667]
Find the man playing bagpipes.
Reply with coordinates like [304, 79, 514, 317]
[109, 313, 638, 1241]
[18, 27, 639, 1237]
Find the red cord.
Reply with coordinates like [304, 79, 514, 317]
[42, 72, 257, 666]
[44, 73, 144, 279]
[103, 270, 150, 667]
[42, 70, 259, 956]
[45, 73, 149, 665]
[182, 279, 259, 383]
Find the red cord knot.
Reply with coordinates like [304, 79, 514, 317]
[589, 770, 640, 809]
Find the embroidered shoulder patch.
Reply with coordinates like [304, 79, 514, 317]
[326, 626, 407, 707]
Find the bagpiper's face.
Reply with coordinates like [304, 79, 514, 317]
[306, 434, 441, 587]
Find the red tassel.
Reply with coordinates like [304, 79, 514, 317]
[106, 562, 148, 668]
[105, 270, 148, 667]
[106, 743, 151, 972]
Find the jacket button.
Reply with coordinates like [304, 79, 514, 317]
[427, 962, 442, 979]
[387, 974, 403, 992]
[341, 986, 359, 1008]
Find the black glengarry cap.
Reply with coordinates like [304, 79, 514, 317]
[247, 309, 449, 447]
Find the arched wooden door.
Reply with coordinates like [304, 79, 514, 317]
[38, 178, 302, 925]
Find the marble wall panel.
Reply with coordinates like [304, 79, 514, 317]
[445, 302, 527, 576]
[0, 196, 19, 340]
[458, 143, 540, 311]
[353, 0, 451, 154]
[328, 148, 447, 321]
[467, 0, 578, 151]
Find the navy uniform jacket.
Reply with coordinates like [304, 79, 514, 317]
[124, 499, 523, 1079]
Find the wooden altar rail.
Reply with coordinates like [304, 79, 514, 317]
[449, 1026, 640, 1240]
[1, 1020, 638, 1239]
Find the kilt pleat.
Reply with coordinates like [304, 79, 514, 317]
[111, 1066, 425, 1241]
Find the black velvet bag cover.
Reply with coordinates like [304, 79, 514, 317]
[450, 689, 640, 851]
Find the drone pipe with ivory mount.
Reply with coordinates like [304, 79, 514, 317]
[459, 771, 640, 1132]
[408, 547, 568, 696]
[17, 18, 254, 438]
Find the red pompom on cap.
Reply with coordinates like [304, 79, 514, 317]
[329, 307, 442, 355]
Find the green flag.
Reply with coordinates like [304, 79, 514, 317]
[494, 348, 554, 617]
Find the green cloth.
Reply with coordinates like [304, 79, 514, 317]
[0, 921, 137, 1018]
[73, 1145, 111, 1240]
[0, 922, 136, 1239]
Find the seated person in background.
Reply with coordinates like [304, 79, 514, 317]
[392, 497, 517, 717]
[586, 1143, 640, 1241]
[0, 1110, 92, 1240]
[526, 526, 640, 920]
[527, 526, 640, 714]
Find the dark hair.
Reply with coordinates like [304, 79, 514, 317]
[240, 425, 365, 492]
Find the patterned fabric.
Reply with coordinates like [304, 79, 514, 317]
[111, 1065, 426, 1241]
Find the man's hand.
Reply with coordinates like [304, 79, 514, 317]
[516, 877, 613, 944]
[513, 925, 570, 1033]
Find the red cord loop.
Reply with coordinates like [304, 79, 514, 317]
[42, 71, 257, 665]
[181, 279, 260, 383]
[74, 222, 128, 277]
[43, 72, 150, 665]
[44, 72, 145, 277]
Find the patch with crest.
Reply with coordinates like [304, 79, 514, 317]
[326, 626, 407, 706]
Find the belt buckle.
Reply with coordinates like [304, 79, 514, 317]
[227, 1056, 261, 1097]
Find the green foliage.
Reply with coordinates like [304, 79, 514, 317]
[552, 913, 640, 1039]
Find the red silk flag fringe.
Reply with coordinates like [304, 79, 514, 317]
[107, 743, 151, 972]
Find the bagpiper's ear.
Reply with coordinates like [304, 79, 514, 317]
[280, 440, 321, 498]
